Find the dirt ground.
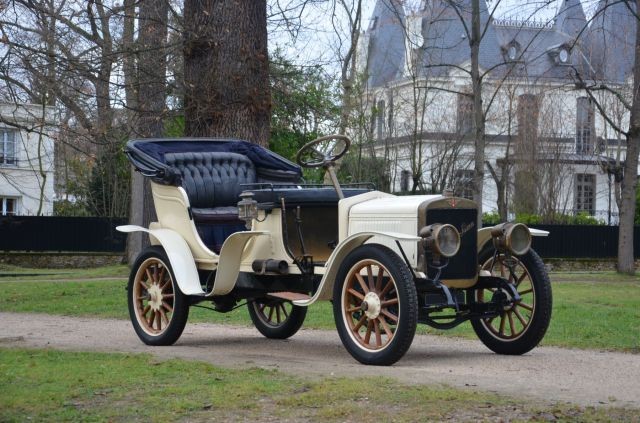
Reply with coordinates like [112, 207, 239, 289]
[1, 312, 639, 410]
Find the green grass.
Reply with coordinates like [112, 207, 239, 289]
[1, 268, 639, 352]
[1, 348, 636, 422]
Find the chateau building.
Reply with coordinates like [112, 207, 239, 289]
[358, 0, 635, 223]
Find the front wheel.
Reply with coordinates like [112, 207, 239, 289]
[248, 298, 307, 339]
[333, 244, 418, 366]
[127, 246, 189, 346]
[471, 247, 552, 355]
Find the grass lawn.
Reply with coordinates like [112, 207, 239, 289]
[0, 268, 638, 352]
[0, 348, 636, 422]
[0, 264, 129, 280]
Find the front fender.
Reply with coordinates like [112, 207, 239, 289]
[117, 225, 203, 296]
[292, 231, 421, 306]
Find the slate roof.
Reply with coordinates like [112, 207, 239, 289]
[365, 0, 406, 87]
[364, 0, 634, 87]
[555, 0, 588, 39]
[585, 0, 636, 83]
[418, 0, 504, 78]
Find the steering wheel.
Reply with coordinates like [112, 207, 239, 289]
[295, 134, 351, 168]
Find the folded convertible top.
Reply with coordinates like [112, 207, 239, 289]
[124, 138, 303, 185]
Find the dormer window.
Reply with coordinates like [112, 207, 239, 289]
[558, 48, 570, 63]
[548, 44, 571, 65]
[503, 41, 521, 62]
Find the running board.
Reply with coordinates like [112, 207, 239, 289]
[267, 292, 311, 302]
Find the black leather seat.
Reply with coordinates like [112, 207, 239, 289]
[164, 152, 258, 252]
[164, 152, 256, 222]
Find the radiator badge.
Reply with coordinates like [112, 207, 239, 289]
[460, 222, 475, 237]
[447, 198, 457, 207]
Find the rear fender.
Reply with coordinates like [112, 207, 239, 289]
[117, 225, 203, 295]
[292, 231, 421, 306]
[205, 231, 266, 296]
[118, 225, 266, 297]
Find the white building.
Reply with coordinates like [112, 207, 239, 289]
[358, 0, 635, 224]
[0, 103, 56, 216]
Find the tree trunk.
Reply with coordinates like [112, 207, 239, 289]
[486, 161, 507, 221]
[183, 0, 270, 145]
[127, 0, 169, 264]
[122, 0, 137, 113]
[338, 0, 362, 134]
[617, 1, 640, 274]
[470, 0, 485, 227]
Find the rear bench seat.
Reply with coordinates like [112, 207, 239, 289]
[164, 151, 256, 252]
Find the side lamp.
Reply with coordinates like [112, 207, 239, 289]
[237, 191, 258, 229]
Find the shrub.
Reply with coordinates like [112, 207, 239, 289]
[482, 211, 605, 225]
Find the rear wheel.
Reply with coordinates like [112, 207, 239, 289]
[471, 247, 552, 355]
[333, 244, 418, 366]
[127, 246, 189, 346]
[248, 298, 307, 339]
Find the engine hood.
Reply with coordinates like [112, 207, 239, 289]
[349, 195, 443, 217]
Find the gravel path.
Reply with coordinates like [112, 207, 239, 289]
[1, 312, 638, 409]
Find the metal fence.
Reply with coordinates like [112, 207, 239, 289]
[0, 216, 637, 258]
[0, 216, 127, 252]
[527, 224, 639, 259]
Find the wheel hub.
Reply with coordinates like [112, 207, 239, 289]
[147, 283, 163, 311]
[490, 289, 514, 311]
[362, 292, 381, 319]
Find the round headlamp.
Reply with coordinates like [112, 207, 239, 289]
[419, 223, 461, 258]
[491, 223, 531, 256]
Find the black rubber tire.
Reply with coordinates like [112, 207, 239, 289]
[127, 246, 189, 346]
[333, 244, 418, 366]
[247, 298, 307, 339]
[471, 246, 552, 355]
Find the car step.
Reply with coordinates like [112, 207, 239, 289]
[267, 292, 311, 301]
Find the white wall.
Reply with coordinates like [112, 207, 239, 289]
[0, 103, 56, 215]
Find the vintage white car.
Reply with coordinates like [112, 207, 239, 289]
[119, 136, 552, 366]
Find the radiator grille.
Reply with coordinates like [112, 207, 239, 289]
[425, 208, 478, 280]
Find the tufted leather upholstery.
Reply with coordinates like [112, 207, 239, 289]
[164, 152, 256, 208]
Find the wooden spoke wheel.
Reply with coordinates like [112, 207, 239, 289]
[477, 255, 535, 340]
[471, 247, 552, 355]
[333, 244, 417, 366]
[248, 298, 307, 339]
[127, 247, 188, 346]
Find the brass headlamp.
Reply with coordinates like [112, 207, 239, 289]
[419, 223, 461, 258]
[491, 223, 531, 256]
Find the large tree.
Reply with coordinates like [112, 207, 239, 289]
[127, 0, 170, 262]
[183, 0, 271, 145]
